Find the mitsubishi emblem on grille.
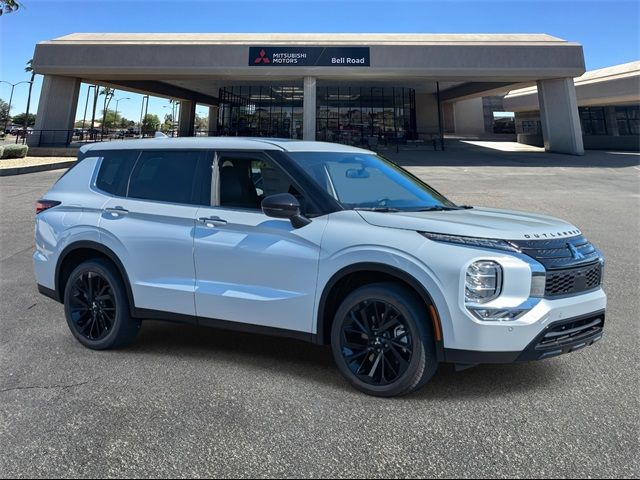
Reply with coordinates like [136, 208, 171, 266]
[568, 242, 585, 260]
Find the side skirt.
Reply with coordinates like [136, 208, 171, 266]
[133, 307, 316, 343]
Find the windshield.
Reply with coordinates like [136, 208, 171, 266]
[286, 152, 457, 211]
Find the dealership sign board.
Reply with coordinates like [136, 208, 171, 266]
[249, 47, 370, 67]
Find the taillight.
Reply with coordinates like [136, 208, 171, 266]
[36, 199, 61, 214]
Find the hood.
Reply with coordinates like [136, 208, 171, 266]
[356, 207, 581, 241]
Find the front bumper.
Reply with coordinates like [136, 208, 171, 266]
[444, 309, 605, 364]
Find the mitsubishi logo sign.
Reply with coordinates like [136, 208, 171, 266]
[249, 46, 370, 67]
[254, 49, 270, 64]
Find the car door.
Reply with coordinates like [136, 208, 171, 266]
[99, 149, 208, 318]
[193, 151, 327, 334]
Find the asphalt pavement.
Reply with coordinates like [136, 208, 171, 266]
[1, 144, 638, 478]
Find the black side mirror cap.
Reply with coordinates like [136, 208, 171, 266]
[261, 193, 311, 228]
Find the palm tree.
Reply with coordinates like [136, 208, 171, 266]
[100, 87, 115, 134]
[0, 1, 21, 16]
[23, 59, 35, 134]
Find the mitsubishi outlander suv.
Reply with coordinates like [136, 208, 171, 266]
[34, 138, 606, 397]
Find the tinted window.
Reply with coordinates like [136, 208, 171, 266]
[95, 150, 139, 196]
[128, 150, 201, 204]
[218, 154, 309, 212]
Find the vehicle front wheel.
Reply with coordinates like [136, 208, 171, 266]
[64, 259, 140, 350]
[331, 282, 438, 397]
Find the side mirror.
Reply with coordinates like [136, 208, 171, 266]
[261, 193, 311, 229]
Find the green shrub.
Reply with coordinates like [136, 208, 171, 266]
[1, 144, 28, 159]
[0, 146, 4, 159]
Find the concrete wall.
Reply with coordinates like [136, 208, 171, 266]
[33, 34, 586, 81]
[453, 97, 485, 135]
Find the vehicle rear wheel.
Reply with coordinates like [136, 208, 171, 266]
[64, 259, 140, 350]
[331, 282, 438, 397]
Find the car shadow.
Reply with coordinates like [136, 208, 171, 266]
[129, 321, 566, 398]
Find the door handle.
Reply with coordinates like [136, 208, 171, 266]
[198, 216, 227, 226]
[104, 206, 129, 216]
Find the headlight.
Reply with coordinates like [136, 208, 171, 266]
[465, 261, 502, 304]
[420, 232, 520, 252]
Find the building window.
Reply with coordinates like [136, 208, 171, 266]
[517, 120, 540, 135]
[217, 86, 304, 139]
[315, 86, 416, 147]
[579, 107, 607, 136]
[615, 106, 639, 136]
[217, 85, 417, 146]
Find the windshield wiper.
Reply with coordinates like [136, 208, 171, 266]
[354, 207, 401, 212]
[412, 206, 461, 212]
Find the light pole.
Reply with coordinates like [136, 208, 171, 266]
[139, 95, 149, 137]
[81, 85, 96, 133]
[113, 97, 130, 134]
[1, 80, 32, 133]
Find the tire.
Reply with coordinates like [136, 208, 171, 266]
[331, 282, 438, 397]
[63, 259, 140, 350]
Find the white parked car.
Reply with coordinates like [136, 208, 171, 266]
[34, 138, 606, 397]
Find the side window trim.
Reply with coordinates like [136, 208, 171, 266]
[124, 150, 143, 198]
[210, 151, 220, 207]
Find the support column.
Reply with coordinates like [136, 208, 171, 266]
[29, 75, 81, 147]
[208, 106, 218, 136]
[178, 100, 196, 137]
[303, 77, 316, 141]
[537, 78, 584, 155]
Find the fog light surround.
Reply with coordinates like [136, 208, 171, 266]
[465, 260, 502, 304]
[530, 272, 546, 298]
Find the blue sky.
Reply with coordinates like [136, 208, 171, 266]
[1, 0, 638, 123]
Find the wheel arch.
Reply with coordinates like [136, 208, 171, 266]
[55, 240, 136, 317]
[315, 263, 444, 356]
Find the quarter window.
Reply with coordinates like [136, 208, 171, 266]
[95, 150, 139, 196]
[128, 150, 201, 204]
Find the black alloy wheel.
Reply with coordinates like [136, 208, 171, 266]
[64, 259, 140, 350]
[340, 299, 413, 386]
[68, 270, 116, 341]
[331, 282, 438, 397]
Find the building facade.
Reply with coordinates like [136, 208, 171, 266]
[30, 33, 587, 154]
[504, 61, 640, 151]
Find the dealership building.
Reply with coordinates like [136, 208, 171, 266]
[504, 61, 639, 151]
[31, 33, 591, 154]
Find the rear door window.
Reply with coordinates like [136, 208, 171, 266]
[127, 150, 203, 205]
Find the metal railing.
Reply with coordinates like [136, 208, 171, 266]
[12, 129, 168, 147]
[11, 129, 445, 151]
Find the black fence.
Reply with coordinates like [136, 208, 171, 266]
[13, 129, 445, 152]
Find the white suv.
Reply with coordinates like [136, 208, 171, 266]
[34, 138, 606, 397]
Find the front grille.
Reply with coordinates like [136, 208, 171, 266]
[509, 235, 601, 269]
[535, 314, 604, 351]
[545, 261, 602, 297]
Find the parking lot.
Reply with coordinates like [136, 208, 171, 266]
[1, 143, 638, 478]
